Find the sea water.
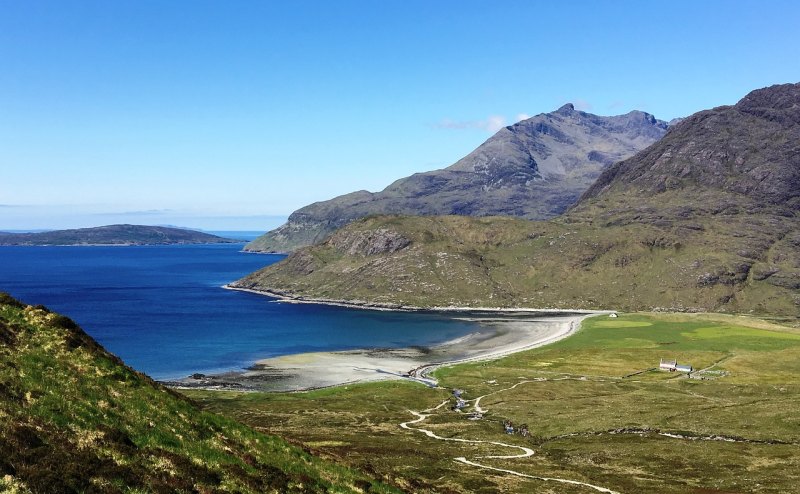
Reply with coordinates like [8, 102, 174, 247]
[0, 243, 480, 379]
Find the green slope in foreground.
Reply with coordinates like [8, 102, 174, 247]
[189, 313, 800, 493]
[0, 294, 399, 494]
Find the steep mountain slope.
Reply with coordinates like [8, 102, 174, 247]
[0, 224, 237, 246]
[0, 293, 399, 493]
[571, 81, 800, 223]
[233, 83, 800, 321]
[246, 105, 668, 252]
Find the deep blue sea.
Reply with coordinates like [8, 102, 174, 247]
[0, 243, 479, 379]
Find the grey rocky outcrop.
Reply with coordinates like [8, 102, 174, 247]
[326, 228, 411, 256]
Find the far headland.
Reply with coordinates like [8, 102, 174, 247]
[0, 224, 239, 246]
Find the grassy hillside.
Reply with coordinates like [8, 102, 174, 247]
[188, 312, 800, 493]
[0, 293, 399, 494]
[233, 214, 799, 320]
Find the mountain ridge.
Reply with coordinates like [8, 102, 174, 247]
[233, 83, 800, 321]
[245, 105, 669, 253]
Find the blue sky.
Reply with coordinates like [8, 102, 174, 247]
[1, 0, 799, 230]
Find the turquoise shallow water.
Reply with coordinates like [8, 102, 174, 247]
[0, 244, 480, 379]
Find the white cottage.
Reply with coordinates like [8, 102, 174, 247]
[659, 358, 692, 373]
[659, 358, 677, 371]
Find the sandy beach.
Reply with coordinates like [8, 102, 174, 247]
[167, 309, 603, 392]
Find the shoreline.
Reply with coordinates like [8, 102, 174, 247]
[408, 316, 584, 384]
[167, 294, 604, 392]
[239, 249, 290, 255]
[223, 283, 612, 315]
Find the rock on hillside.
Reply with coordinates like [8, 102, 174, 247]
[327, 228, 412, 256]
[234, 83, 800, 320]
[246, 105, 669, 252]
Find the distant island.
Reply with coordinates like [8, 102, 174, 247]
[0, 224, 238, 246]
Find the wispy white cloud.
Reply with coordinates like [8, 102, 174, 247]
[435, 115, 507, 133]
[484, 115, 506, 132]
[515, 113, 531, 122]
[573, 99, 593, 112]
[0, 205, 289, 231]
[92, 209, 173, 216]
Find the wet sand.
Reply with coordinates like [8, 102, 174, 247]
[166, 311, 602, 392]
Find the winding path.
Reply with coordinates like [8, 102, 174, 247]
[399, 389, 620, 493]
[453, 458, 619, 494]
[400, 375, 790, 492]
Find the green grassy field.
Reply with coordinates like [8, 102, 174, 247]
[187, 313, 800, 493]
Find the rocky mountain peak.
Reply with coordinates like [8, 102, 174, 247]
[736, 82, 800, 126]
[556, 103, 576, 113]
[625, 110, 659, 124]
[245, 104, 669, 252]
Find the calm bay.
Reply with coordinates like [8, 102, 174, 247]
[0, 243, 480, 380]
